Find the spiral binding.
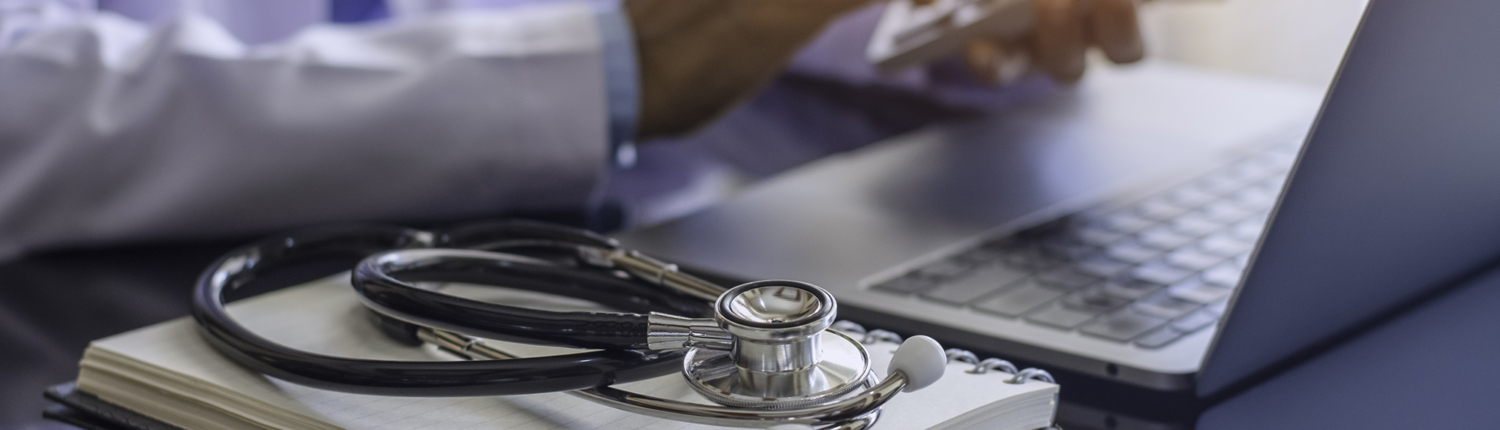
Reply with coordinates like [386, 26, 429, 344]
[828, 321, 1055, 385]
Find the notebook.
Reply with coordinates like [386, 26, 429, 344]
[74, 277, 1058, 430]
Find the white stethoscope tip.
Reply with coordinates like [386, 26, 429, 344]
[889, 335, 947, 392]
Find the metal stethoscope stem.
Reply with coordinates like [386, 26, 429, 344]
[420, 327, 901, 429]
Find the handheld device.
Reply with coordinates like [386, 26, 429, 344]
[866, 0, 1034, 73]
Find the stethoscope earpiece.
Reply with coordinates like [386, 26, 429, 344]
[889, 335, 948, 392]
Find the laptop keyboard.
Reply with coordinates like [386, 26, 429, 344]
[870, 143, 1299, 349]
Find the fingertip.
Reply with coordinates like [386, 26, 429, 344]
[964, 39, 1002, 85]
[1090, 0, 1146, 64]
[1030, 0, 1088, 82]
[1052, 66, 1085, 85]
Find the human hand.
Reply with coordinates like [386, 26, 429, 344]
[626, 0, 871, 138]
[923, 0, 1146, 84]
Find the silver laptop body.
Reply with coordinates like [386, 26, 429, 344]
[619, 0, 1500, 397]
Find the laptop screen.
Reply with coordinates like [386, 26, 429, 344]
[1200, 0, 1500, 397]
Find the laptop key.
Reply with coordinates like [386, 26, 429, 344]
[1231, 186, 1278, 211]
[1166, 279, 1234, 304]
[1025, 302, 1099, 329]
[1098, 212, 1157, 233]
[1132, 263, 1197, 285]
[973, 280, 1063, 317]
[1075, 256, 1136, 277]
[1164, 249, 1226, 271]
[1198, 234, 1253, 257]
[953, 246, 1005, 264]
[1102, 280, 1165, 300]
[1204, 299, 1230, 316]
[1257, 148, 1297, 166]
[1134, 326, 1188, 349]
[1133, 292, 1203, 319]
[1169, 214, 1228, 237]
[1225, 160, 1273, 184]
[872, 274, 935, 295]
[1229, 219, 1267, 241]
[1168, 186, 1217, 207]
[1081, 310, 1168, 342]
[1196, 174, 1242, 196]
[916, 258, 972, 280]
[1105, 240, 1165, 264]
[923, 281, 1017, 306]
[1061, 287, 1133, 313]
[1232, 252, 1251, 269]
[975, 261, 1034, 286]
[1035, 268, 1102, 291]
[1040, 240, 1101, 261]
[1137, 227, 1200, 250]
[1076, 226, 1130, 246]
[998, 246, 1056, 270]
[1201, 264, 1245, 288]
[921, 265, 1031, 305]
[1199, 201, 1255, 223]
[1135, 198, 1191, 221]
[1171, 309, 1221, 333]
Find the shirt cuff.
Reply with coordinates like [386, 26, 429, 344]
[593, 2, 640, 168]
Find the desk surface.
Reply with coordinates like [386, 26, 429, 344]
[8, 237, 1500, 430]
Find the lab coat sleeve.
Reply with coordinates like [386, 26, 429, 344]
[0, 3, 612, 258]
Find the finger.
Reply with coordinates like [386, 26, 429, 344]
[1029, 0, 1088, 83]
[993, 42, 1033, 85]
[964, 39, 1004, 85]
[912, 0, 938, 6]
[965, 39, 1033, 85]
[1089, 0, 1145, 63]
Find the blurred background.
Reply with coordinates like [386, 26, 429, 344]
[1141, 0, 1365, 88]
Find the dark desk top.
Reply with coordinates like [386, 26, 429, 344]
[0, 239, 331, 430]
[1198, 262, 1500, 429]
[7, 239, 1500, 430]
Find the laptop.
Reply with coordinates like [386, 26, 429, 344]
[618, 0, 1500, 399]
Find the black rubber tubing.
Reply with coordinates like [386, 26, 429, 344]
[191, 221, 714, 396]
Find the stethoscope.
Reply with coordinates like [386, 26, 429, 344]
[192, 220, 949, 430]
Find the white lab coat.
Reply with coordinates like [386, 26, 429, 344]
[0, 0, 1050, 260]
[0, 0, 612, 258]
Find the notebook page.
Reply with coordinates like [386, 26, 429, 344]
[90, 278, 722, 430]
[87, 277, 1053, 430]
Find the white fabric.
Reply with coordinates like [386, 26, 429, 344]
[0, 1, 610, 258]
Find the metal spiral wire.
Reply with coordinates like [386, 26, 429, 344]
[944, 349, 979, 365]
[827, 321, 1054, 384]
[966, 358, 1019, 375]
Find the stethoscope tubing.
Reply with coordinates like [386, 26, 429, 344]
[353, 248, 685, 350]
[191, 222, 703, 396]
[190, 220, 906, 429]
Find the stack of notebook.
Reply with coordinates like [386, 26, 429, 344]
[54, 277, 1058, 430]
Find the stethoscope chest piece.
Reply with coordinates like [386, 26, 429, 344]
[683, 280, 873, 409]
